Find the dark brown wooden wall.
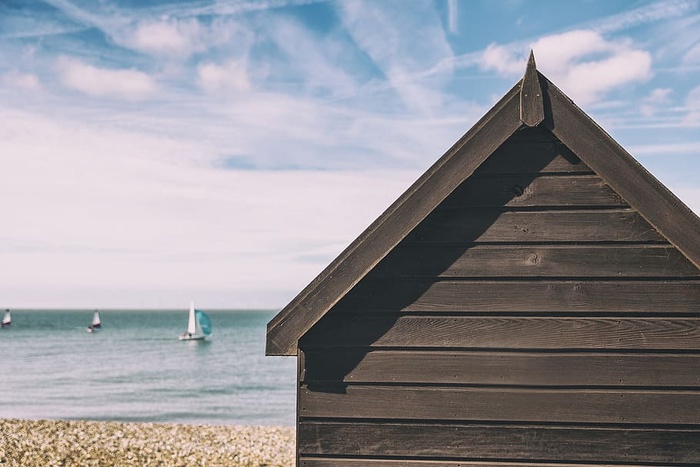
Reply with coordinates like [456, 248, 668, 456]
[297, 126, 700, 466]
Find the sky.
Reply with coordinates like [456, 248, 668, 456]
[1, 0, 699, 309]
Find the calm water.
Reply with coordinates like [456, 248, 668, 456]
[0, 310, 296, 426]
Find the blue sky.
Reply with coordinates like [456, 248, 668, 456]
[1, 0, 699, 309]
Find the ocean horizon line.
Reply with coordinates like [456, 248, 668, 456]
[2, 307, 279, 313]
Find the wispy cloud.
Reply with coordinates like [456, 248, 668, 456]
[1, 71, 41, 91]
[265, 16, 360, 98]
[56, 57, 157, 99]
[41, 0, 125, 35]
[646, 13, 700, 69]
[480, 30, 651, 105]
[114, 16, 251, 60]
[0, 3, 87, 40]
[629, 141, 700, 155]
[639, 88, 673, 117]
[197, 60, 251, 93]
[684, 85, 700, 123]
[684, 41, 700, 64]
[447, 0, 458, 34]
[137, 0, 331, 19]
[126, 19, 205, 57]
[338, 0, 454, 114]
[591, 0, 698, 33]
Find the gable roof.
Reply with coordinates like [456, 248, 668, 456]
[266, 51, 700, 356]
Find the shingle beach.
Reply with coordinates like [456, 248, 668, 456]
[0, 419, 294, 466]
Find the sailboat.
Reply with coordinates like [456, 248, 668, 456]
[1, 309, 10, 328]
[87, 310, 101, 333]
[179, 301, 212, 341]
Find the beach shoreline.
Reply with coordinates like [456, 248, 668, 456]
[0, 418, 295, 466]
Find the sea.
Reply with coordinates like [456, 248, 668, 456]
[0, 309, 296, 427]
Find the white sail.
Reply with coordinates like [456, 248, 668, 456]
[1, 309, 10, 327]
[92, 310, 101, 328]
[187, 301, 197, 335]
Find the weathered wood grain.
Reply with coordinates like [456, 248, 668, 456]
[406, 210, 663, 243]
[298, 422, 700, 463]
[369, 245, 698, 278]
[300, 459, 670, 467]
[334, 280, 700, 312]
[476, 147, 591, 174]
[547, 79, 700, 270]
[300, 385, 700, 424]
[444, 175, 625, 208]
[303, 315, 700, 350]
[475, 129, 592, 175]
[299, 459, 669, 467]
[302, 350, 700, 387]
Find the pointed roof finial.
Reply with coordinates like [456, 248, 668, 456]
[520, 50, 545, 127]
[526, 49, 536, 67]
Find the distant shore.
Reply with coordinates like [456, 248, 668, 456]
[0, 419, 294, 466]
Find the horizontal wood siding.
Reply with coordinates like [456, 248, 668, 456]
[298, 422, 700, 464]
[304, 315, 700, 350]
[300, 459, 678, 467]
[474, 128, 593, 175]
[300, 385, 700, 424]
[302, 350, 700, 387]
[297, 126, 700, 465]
[406, 209, 664, 243]
[369, 245, 700, 278]
[333, 280, 700, 312]
[443, 174, 625, 208]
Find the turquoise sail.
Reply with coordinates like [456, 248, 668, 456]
[195, 310, 212, 335]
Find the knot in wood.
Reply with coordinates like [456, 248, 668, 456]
[527, 253, 540, 265]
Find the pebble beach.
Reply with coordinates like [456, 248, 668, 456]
[0, 419, 295, 466]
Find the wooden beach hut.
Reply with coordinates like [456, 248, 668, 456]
[266, 52, 700, 466]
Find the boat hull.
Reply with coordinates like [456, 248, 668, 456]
[178, 334, 207, 341]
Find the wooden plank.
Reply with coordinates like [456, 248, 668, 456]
[302, 350, 700, 387]
[546, 78, 700, 270]
[475, 127, 592, 175]
[477, 146, 592, 174]
[444, 175, 625, 208]
[406, 209, 663, 243]
[334, 280, 700, 313]
[300, 385, 700, 424]
[370, 245, 698, 278]
[302, 315, 700, 350]
[266, 82, 523, 355]
[298, 421, 700, 463]
[300, 459, 664, 467]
